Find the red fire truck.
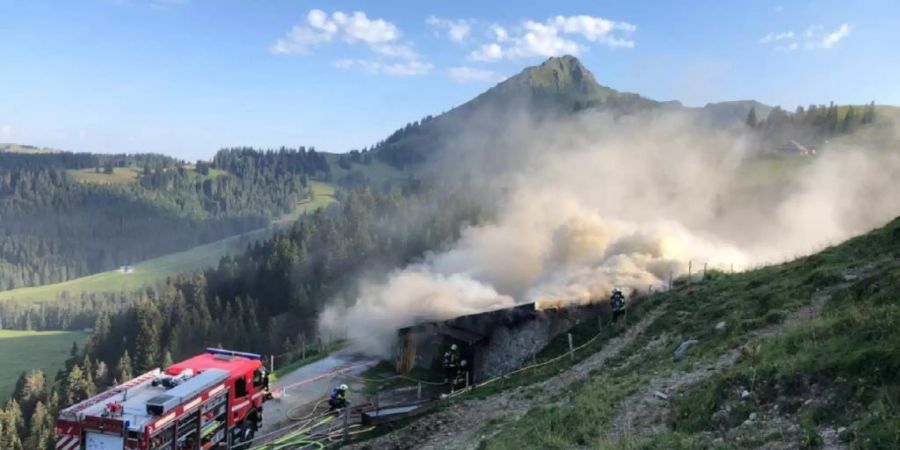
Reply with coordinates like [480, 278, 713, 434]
[56, 348, 270, 450]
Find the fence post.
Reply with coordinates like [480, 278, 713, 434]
[703, 263, 708, 281]
[669, 272, 673, 290]
[270, 355, 275, 373]
[568, 333, 574, 361]
[417, 382, 422, 400]
[688, 260, 692, 284]
[342, 404, 350, 442]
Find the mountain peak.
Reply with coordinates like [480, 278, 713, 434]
[483, 55, 615, 107]
[517, 55, 602, 95]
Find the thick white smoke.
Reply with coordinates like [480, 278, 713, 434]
[320, 109, 900, 357]
[318, 270, 514, 356]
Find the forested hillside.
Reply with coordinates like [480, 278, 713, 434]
[0, 147, 329, 290]
[0, 183, 488, 449]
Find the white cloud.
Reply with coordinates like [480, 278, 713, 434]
[382, 60, 433, 76]
[819, 23, 851, 48]
[760, 24, 851, 51]
[271, 9, 402, 54]
[370, 43, 418, 59]
[549, 15, 636, 44]
[274, 9, 432, 76]
[759, 31, 794, 44]
[467, 14, 635, 61]
[471, 43, 505, 61]
[605, 37, 635, 48]
[0, 124, 12, 138]
[426, 16, 473, 43]
[508, 20, 583, 58]
[447, 66, 505, 83]
[271, 24, 332, 54]
[490, 24, 509, 42]
[333, 59, 433, 77]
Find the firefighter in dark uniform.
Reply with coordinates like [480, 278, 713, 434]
[328, 384, 349, 410]
[611, 288, 626, 323]
[442, 344, 461, 384]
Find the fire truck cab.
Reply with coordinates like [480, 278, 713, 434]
[56, 348, 270, 450]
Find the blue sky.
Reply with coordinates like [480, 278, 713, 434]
[1, 0, 898, 160]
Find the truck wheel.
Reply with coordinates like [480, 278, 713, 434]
[233, 415, 258, 450]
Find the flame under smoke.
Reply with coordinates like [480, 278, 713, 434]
[320, 109, 900, 357]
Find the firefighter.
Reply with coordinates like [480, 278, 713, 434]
[611, 288, 626, 322]
[454, 358, 470, 388]
[442, 344, 461, 383]
[328, 384, 349, 410]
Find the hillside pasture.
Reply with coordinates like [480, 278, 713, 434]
[67, 167, 141, 185]
[0, 181, 337, 303]
[0, 330, 87, 400]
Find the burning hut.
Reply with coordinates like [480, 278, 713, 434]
[395, 301, 606, 383]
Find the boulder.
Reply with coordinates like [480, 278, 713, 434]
[673, 339, 699, 360]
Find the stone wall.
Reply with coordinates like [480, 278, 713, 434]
[396, 303, 606, 383]
[473, 312, 577, 382]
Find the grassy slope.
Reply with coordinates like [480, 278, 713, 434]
[737, 153, 813, 185]
[68, 166, 233, 186]
[477, 215, 900, 449]
[67, 167, 141, 185]
[0, 143, 61, 154]
[323, 153, 407, 186]
[0, 330, 87, 400]
[0, 181, 336, 303]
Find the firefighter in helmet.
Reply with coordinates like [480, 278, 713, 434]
[611, 287, 626, 322]
[328, 384, 349, 410]
[442, 344, 462, 383]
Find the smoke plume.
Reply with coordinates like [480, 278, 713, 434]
[320, 108, 900, 357]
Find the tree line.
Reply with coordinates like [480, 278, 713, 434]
[745, 101, 879, 149]
[0, 151, 180, 171]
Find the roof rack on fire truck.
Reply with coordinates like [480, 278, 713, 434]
[204, 347, 263, 361]
[58, 369, 161, 422]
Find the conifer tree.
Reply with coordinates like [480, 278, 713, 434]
[842, 105, 858, 133]
[745, 107, 759, 128]
[115, 350, 134, 383]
